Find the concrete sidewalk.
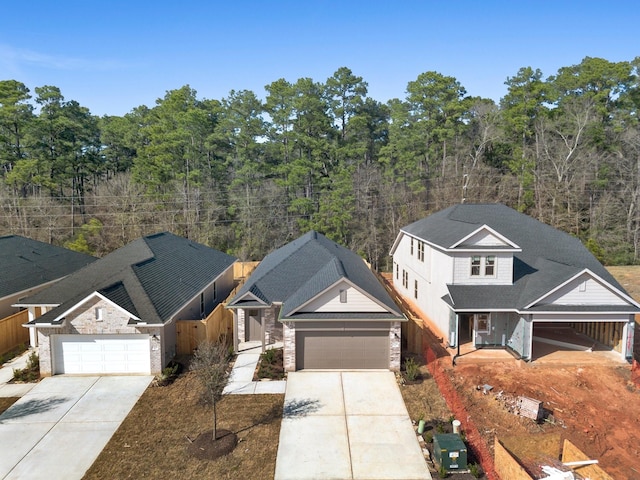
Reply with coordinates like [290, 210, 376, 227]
[223, 351, 286, 394]
[0, 375, 152, 480]
[0, 350, 38, 398]
[275, 371, 431, 480]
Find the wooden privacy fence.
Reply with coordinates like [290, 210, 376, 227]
[176, 280, 246, 355]
[0, 310, 31, 356]
[176, 304, 234, 355]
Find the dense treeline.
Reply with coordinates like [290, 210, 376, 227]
[1, 57, 640, 267]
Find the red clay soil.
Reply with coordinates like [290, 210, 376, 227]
[380, 272, 640, 480]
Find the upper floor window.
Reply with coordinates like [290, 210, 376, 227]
[485, 256, 495, 276]
[418, 241, 425, 262]
[410, 238, 414, 255]
[402, 270, 409, 289]
[470, 255, 496, 277]
[395, 262, 399, 280]
[414, 279, 418, 299]
[471, 256, 481, 276]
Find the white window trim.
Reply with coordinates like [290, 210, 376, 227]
[470, 255, 497, 278]
[475, 314, 491, 334]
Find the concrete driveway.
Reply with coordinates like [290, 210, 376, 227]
[0, 375, 152, 480]
[274, 371, 431, 480]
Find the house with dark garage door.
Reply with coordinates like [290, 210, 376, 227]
[226, 231, 406, 371]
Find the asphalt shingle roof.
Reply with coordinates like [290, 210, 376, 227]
[25, 232, 236, 325]
[228, 231, 403, 319]
[401, 204, 631, 311]
[0, 235, 96, 300]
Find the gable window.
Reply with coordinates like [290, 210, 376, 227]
[418, 241, 425, 262]
[471, 256, 481, 276]
[414, 279, 418, 299]
[410, 238, 414, 255]
[339, 289, 347, 303]
[485, 256, 495, 276]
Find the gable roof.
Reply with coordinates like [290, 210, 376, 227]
[23, 232, 236, 325]
[0, 235, 96, 300]
[399, 204, 637, 311]
[227, 231, 403, 319]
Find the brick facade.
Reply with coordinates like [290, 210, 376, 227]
[283, 321, 296, 371]
[37, 296, 164, 376]
[389, 321, 401, 371]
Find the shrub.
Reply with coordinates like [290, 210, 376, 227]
[438, 464, 448, 478]
[469, 462, 482, 478]
[403, 357, 420, 382]
[13, 352, 39, 382]
[262, 348, 277, 365]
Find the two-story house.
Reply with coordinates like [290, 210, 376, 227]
[390, 204, 638, 361]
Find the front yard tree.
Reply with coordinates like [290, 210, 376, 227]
[191, 341, 231, 441]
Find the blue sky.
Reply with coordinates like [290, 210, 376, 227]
[1, 1, 638, 117]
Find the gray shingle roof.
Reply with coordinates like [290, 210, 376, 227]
[228, 231, 403, 319]
[401, 204, 633, 311]
[25, 232, 236, 325]
[0, 235, 96, 300]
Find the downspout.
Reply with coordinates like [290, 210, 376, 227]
[453, 313, 460, 366]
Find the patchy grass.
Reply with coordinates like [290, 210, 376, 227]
[83, 371, 283, 480]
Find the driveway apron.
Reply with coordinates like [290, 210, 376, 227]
[0, 375, 152, 480]
[275, 371, 431, 480]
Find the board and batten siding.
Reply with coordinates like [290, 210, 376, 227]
[301, 283, 387, 313]
[392, 232, 453, 338]
[540, 274, 630, 306]
[174, 267, 235, 320]
[452, 252, 513, 285]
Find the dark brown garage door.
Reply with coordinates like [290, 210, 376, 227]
[296, 328, 389, 370]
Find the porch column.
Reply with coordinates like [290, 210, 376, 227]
[261, 310, 266, 353]
[232, 310, 239, 353]
[29, 327, 38, 348]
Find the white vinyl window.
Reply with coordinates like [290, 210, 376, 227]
[471, 256, 481, 276]
[485, 256, 495, 276]
[418, 241, 425, 262]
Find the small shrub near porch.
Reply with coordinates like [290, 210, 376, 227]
[255, 348, 284, 380]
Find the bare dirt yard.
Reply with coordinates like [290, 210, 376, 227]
[83, 369, 283, 480]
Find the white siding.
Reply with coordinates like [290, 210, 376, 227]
[541, 274, 629, 306]
[532, 313, 631, 323]
[452, 252, 513, 285]
[301, 282, 387, 313]
[392, 233, 453, 338]
[461, 229, 510, 247]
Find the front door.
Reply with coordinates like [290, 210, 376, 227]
[245, 310, 262, 342]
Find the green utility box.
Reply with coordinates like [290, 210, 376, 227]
[433, 433, 467, 472]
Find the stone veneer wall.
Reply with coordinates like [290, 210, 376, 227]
[264, 307, 283, 343]
[389, 321, 401, 371]
[283, 322, 296, 371]
[37, 296, 163, 376]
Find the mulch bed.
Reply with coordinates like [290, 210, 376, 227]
[186, 429, 238, 460]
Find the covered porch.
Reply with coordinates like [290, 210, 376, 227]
[230, 306, 283, 353]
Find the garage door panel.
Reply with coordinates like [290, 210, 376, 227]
[297, 328, 389, 370]
[53, 335, 151, 375]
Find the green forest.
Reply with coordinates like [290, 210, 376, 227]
[1, 56, 640, 268]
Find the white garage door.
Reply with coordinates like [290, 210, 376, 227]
[53, 334, 151, 375]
